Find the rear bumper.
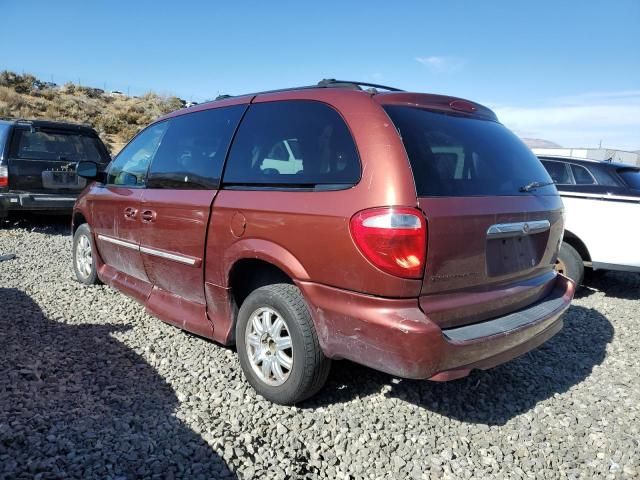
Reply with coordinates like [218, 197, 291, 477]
[0, 192, 77, 214]
[298, 274, 574, 380]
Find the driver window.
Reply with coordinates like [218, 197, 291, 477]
[107, 122, 168, 186]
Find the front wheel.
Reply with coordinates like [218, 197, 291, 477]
[73, 223, 101, 285]
[236, 284, 331, 405]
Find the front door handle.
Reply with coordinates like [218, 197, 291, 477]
[124, 207, 138, 219]
[141, 209, 156, 223]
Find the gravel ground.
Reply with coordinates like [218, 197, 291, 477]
[1, 216, 639, 479]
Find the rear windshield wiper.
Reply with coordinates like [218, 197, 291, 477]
[519, 181, 555, 192]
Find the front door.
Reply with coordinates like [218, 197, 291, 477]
[91, 121, 168, 282]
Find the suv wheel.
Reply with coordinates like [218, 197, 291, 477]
[236, 284, 331, 405]
[555, 242, 584, 286]
[73, 223, 100, 285]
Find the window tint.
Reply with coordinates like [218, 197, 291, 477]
[618, 168, 640, 190]
[107, 122, 168, 186]
[11, 129, 107, 163]
[223, 101, 360, 186]
[589, 166, 621, 187]
[541, 160, 571, 184]
[571, 164, 595, 185]
[384, 106, 554, 196]
[147, 106, 245, 189]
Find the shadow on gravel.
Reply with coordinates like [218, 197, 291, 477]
[579, 271, 640, 301]
[308, 305, 613, 426]
[0, 212, 71, 236]
[0, 288, 236, 479]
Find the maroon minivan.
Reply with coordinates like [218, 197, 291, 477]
[72, 80, 574, 404]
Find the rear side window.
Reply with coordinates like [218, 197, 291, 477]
[384, 106, 554, 196]
[541, 160, 571, 184]
[618, 168, 640, 190]
[223, 101, 360, 187]
[10, 128, 108, 163]
[147, 105, 245, 189]
[571, 164, 595, 185]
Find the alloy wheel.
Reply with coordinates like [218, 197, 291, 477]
[245, 307, 293, 386]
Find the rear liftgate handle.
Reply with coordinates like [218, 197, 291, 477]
[141, 209, 157, 223]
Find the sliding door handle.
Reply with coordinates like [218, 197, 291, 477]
[141, 209, 156, 223]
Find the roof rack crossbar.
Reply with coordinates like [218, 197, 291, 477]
[317, 79, 404, 92]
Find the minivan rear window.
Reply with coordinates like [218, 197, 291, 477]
[11, 128, 108, 163]
[384, 106, 555, 197]
[617, 168, 640, 190]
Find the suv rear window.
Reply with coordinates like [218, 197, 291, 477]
[617, 168, 640, 190]
[11, 128, 108, 163]
[384, 106, 554, 197]
[223, 101, 360, 188]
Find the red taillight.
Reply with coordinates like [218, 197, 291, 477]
[0, 166, 8, 188]
[350, 207, 427, 279]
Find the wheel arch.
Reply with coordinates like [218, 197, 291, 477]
[563, 229, 591, 262]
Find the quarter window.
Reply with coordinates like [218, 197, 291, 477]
[590, 166, 621, 187]
[147, 105, 245, 189]
[571, 164, 595, 185]
[223, 101, 360, 187]
[107, 122, 168, 186]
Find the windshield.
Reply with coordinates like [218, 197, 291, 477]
[384, 106, 556, 197]
[618, 168, 640, 190]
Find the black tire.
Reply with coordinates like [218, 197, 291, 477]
[236, 283, 331, 405]
[72, 223, 101, 285]
[556, 242, 584, 286]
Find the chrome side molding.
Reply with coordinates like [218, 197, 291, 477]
[486, 220, 551, 238]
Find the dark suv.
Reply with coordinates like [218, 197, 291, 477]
[0, 119, 110, 219]
[72, 80, 574, 404]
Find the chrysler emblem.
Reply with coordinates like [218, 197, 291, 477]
[523, 223, 531, 234]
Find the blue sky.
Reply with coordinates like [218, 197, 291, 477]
[2, 0, 639, 150]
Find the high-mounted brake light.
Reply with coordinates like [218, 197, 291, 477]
[350, 207, 427, 279]
[449, 100, 477, 113]
[0, 166, 8, 188]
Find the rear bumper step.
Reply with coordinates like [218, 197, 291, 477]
[298, 273, 575, 380]
[442, 289, 568, 343]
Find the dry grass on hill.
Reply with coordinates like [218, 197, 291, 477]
[0, 71, 184, 154]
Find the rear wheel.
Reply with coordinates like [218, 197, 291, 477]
[236, 284, 331, 405]
[555, 242, 584, 286]
[73, 223, 100, 285]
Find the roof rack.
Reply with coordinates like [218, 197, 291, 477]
[316, 79, 404, 92]
[213, 78, 404, 101]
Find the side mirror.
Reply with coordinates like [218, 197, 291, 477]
[76, 161, 98, 179]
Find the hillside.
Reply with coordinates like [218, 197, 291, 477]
[0, 71, 184, 154]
